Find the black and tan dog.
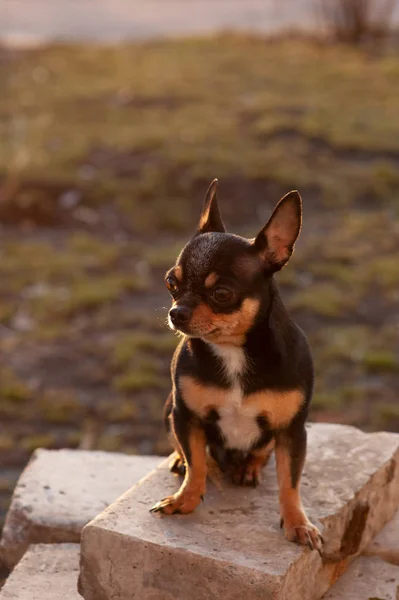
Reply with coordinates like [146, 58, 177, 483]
[150, 180, 323, 552]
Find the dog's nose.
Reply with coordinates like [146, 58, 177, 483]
[169, 306, 192, 326]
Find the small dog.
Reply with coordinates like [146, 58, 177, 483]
[151, 180, 323, 552]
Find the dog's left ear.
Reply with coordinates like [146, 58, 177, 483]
[197, 179, 225, 234]
[252, 190, 302, 271]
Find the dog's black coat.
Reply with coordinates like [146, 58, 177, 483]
[154, 181, 323, 553]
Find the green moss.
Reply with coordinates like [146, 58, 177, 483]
[63, 274, 149, 315]
[20, 433, 57, 452]
[113, 370, 168, 392]
[0, 367, 30, 403]
[38, 389, 83, 423]
[374, 404, 399, 430]
[107, 400, 138, 421]
[97, 433, 124, 452]
[311, 392, 344, 410]
[65, 431, 82, 447]
[0, 302, 15, 324]
[363, 351, 398, 373]
[289, 283, 356, 317]
[146, 243, 185, 269]
[369, 257, 399, 288]
[112, 332, 177, 368]
[0, 434, 14, 451]
[67, 232, 121, 267]
[315, 326, 371, 363]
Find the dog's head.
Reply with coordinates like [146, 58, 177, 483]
[165, 180, 302, 345]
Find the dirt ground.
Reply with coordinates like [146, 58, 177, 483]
[0, 36, 398, 529]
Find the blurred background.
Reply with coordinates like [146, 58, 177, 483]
[0, 0, 399, 530]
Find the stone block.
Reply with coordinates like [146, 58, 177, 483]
[0, 544, 80, 600]
[324, 555, 399, 600]
[79, 424, 399, 600]
[0, 449, 162, 568]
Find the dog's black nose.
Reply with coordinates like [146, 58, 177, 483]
[169, 306, 191, 326]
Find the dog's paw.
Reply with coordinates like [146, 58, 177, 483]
[281, 515, 323, 554]
[150, 491, 203, 515]
[231, 462, 261, 487]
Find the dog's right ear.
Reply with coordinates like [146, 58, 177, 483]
[197, 179, 225, 234]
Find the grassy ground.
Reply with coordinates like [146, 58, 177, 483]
[1, 35, 399, 524]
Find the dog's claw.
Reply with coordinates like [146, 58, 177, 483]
[150, 498, 169, 513]
[150, 492, 202, 515]
[283, 519, 323, 554]
[280, 518, 284, 529]
[306, 533, 314, 551]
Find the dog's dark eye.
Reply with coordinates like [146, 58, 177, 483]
[166, 277, 178, 294]
[213, 287, 233, 303]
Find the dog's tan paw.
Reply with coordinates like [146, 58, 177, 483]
[281, 514, 323, 554]
[150, 491, 203, 515]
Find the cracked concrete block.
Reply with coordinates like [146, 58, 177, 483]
[323, 555, 399, 600]
[0, 449, 162, 568]
[0, 544, 80, 600]
[79, 424, 399, 600]
[364, 508, 399, 566]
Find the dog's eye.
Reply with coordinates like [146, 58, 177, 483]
[166, 276, 178, 294]
[213, 287, 233, 303]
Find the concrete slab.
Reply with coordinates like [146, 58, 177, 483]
[0, 449, 162, 568]
[0, 544, 80, 600]
[324, 555, 399, 600]
[79, 424, 399, 600]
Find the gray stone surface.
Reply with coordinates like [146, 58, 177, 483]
[0, 544, 80, 600]
[0, 449, 162, 568]
[79, 424, 399, 600]
[365, 508, 399, 566]
[323, 555, 399, 600]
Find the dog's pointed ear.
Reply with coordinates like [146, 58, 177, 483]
[197, 179, 225, 234]
[252, 190, 302, 271]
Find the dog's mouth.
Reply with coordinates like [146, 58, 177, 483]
[169, 319, 219, 339]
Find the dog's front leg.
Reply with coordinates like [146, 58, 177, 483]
[275, 422, 323, 552]
[151, 404, 207, 515]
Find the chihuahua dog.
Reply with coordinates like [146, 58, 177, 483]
[150, 180, 323, 552]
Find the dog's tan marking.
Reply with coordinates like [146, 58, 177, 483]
[275, 439, 322, 549]
[236, 298, 260, 334]
[275, 442, 306, 531]
[151, 424, 207, 515]
[179, 376, 228, 417]
[180, 377, 303, 430]
[244, 389, 304, 430]
[173, 265, 183, 282]
[204, 272, 219, 289]
[250, 439, 275, 466]
[189, 298, 260, 346]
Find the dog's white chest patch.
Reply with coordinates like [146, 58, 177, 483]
[210, 344, 261, 451]
[211, 344, 246, 383]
